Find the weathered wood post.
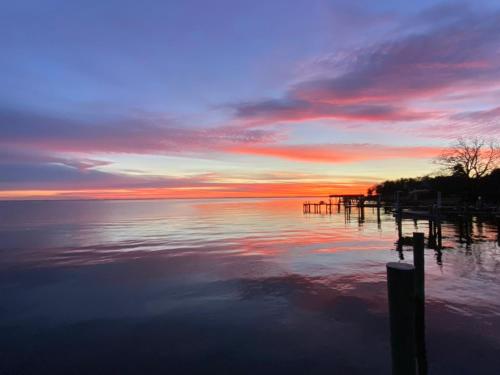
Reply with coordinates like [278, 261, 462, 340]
[436, 221, 442, 249]
[413, 232, 428, 375]
[427, 219, 434, 248]
[412, 233, 425, 301]
[464, 210, 472, 245]
[496, 215, 500, 246]
[377, 194, 382, 219]
[458, 215, 464, 242]
[387, 262, 416, 375]
[359, 198, 365, 223]
[397, 214, 403, 240]
[395, 241, 404, 260]
[395, 191, 403, 239]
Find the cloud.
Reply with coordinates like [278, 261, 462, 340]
[0, 148, 113, 171]
[413, 106, 500, 139]
[0, 161, 199, 190]
[0, 161, 373, 199]
[231, 5, 500, 126]
[234, 99, 438, 123]
[0, 146, 378, 197]
[0, 181, 373, 200]
[225, 143, 441, 164]
[451, 106, 500, 123]
[451, 106, 500, 136]
[0, 109, 277, 155]
[4, 3, 499, 200]
[0, 148, 217, 191]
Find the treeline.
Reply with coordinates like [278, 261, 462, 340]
[372, 168, 500, 203]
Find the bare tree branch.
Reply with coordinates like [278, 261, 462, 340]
[434, 137, 500, 178]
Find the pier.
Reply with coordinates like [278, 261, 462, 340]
[303, 194, 382, 214]
[305, 192, 499, 218]
[304, 192, 500, 253]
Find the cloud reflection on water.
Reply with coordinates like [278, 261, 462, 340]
[0, 198, 499, 374]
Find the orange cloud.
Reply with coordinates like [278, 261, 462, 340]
[0, 180, 371, 200]
[225, 144, 442, 163]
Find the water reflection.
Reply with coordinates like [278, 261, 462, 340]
[0, 198, 499, 374]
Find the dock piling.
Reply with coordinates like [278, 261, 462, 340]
[412, 232, 428, 375]
[387, 262, 416, 375]
[412, 233, 425, 301]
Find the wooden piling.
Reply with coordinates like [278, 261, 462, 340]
[412, 232, 427, 375]
[397, 210, 403, 239]
[412, 232, 425, 301]
[387, 262, 416, 375]
[437, 224, 442, 249]
[497, 215, 500, 246]
[376, 195, 382, 224]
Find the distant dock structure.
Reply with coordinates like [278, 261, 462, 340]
[303, 194, 382, 214]
[303, 191, 500, 249]
[303, 191, 499, 220]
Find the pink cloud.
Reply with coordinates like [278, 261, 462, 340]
[225, 144, 442, 163]
[234, 100, 440, 124]
[0, 109, 277, 155]
[231, 7, 500, 127]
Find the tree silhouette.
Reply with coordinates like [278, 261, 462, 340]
[435, 137, 499, 179]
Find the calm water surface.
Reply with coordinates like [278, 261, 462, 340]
[1, 198, 499, 374]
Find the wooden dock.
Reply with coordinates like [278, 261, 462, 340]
[303, 194, 382, 214]
[303, 192, 500, 251]
[304, 192, 499, 220]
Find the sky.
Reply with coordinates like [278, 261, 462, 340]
[1, 0, 500, 199]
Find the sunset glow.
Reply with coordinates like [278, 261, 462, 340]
[2, 1, 500, 199]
